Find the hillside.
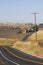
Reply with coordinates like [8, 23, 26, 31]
[13, 30, 43, 58]
[29, 30, 43, 41]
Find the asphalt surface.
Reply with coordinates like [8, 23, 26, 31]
[0, 46, 43, 65]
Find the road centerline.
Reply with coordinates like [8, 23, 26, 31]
[3, 47, 43, 65]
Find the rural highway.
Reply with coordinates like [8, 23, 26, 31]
[0, 46, 43, 65]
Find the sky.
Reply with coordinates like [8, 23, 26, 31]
[0, 0, 43, 24]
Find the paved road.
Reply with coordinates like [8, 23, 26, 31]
[0, 46, 43, 65]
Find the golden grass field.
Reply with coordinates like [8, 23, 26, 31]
[29, 30, 43, 41]
[0, 38, 19, 46]
[13, 30, 43, 58]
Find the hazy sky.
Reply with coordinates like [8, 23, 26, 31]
[0, 0, 43, 24]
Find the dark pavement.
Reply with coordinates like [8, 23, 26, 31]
[0, 46, 43, 65]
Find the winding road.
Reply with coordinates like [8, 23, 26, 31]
[0, 46, 43, 65]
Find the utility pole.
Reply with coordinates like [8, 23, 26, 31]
[32, 12, 38, 42]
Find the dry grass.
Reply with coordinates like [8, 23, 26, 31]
[29, 30, 43, 41]
[13, 41, 43, 58]
[0, 38, 19, 46]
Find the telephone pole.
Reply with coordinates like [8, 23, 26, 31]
[32, 12, 38, 42]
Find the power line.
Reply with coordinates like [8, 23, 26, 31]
[32, 12, 38, 42]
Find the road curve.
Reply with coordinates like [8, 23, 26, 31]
[0, 51, 19, 65]
[0, 46, 43, 65]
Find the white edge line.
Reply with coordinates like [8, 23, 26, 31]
[0, 51, 20, 65]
